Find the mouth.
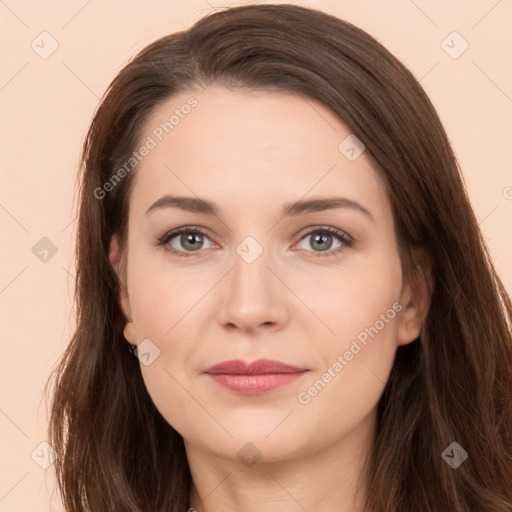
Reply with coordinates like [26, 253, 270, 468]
[203, 359, 309, 394]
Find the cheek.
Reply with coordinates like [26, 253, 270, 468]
[128, 256, 209, 339]
[301, 250, 403, 350]
[131, 283, 197, 434]
[126, 259, 209, 432]
[295, 273, 401, 433]
[295, 246, 403, 413]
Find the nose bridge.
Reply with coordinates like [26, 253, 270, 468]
[229, 235, 275, 300]
[217, 234, 287, 330]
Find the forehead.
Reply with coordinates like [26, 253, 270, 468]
[128, 86, 389, 220]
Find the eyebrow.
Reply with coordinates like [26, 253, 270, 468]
[145, 194, 375, 222]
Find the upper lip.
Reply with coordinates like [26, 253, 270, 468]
[204, 359, 308, 375]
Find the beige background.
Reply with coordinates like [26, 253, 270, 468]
[1, 1, 511, 510]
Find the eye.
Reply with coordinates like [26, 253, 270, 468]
[294, 226, 354, 258]
[154, 226, 215, 257]
[154, 225, 354, 259]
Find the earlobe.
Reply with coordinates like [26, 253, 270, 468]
[396, 248, 434, 346]
[123, 322, 138, 346]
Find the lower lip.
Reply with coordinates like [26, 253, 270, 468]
[206, 372, 308, 394]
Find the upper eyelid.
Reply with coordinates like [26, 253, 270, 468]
[295, 224, 351, 239]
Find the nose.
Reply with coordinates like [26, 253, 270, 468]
[217, 246, 290, 334]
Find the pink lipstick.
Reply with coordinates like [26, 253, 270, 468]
[203, 359, 308, 394]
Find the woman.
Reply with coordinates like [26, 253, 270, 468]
[45, 3, 512, 511]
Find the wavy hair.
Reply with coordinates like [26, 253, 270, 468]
[45, 4, 512, 511]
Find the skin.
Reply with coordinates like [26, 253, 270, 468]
[109, 86, 430, 511]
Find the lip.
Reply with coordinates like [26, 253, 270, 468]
[203, 358, 309, 394]
[204, 358, 307, 375]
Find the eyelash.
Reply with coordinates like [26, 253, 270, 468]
[154, 225, 354, 259]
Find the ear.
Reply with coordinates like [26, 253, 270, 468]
[109, 234, 137, 345]
[397, 247, 435, 346]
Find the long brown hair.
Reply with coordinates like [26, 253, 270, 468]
[44, 4, 512, 511]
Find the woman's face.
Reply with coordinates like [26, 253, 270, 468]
[110, 86, 424, 465]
